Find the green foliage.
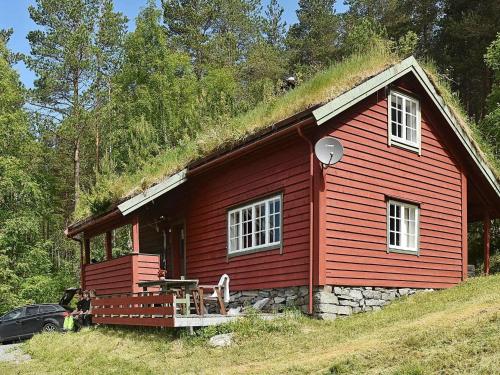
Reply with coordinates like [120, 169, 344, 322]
[433, 0, 499, 121]
[0, 36, 78, 315]
[340, 17, 388, 56]
[422, 60, 500, 176]
[286, 0, 340, 73]
[26, 0, 127, 209]
[489, 253, 500, 274]
[397, 31, 419, 57]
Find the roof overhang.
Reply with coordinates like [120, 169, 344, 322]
[312, 56, 500, 199]
[117, 169, 187, 216]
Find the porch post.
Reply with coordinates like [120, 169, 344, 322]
[484, 215, 490, 275]
[80, 240, 85, 289]
[84, 237, 91, 264]
[132, 216, 140, 253]
[105, 231, 113, 260]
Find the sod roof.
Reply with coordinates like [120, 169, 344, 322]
[74, 46, 500, 222]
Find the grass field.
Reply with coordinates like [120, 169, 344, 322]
[1, 275, 499, 374]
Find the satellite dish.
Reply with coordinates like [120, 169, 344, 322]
[314, 137, 344, 166]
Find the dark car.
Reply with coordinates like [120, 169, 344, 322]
[0, 288, 79, 344]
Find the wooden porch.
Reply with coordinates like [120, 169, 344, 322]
[91, 291, 247, 328]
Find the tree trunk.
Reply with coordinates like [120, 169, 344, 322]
[74, 137, 80, 209]
[96, 120, 100, 176]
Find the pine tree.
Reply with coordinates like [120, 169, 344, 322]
[434, 0, 499, 120]
[25, 0, 127, 210]
[263, 0, 287, 49]
[108, 2, 199, 173]
[286, 0, 340, 73]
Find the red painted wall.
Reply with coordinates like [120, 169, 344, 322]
[319, 80, 464, 288]
[185, 133, 311, 290]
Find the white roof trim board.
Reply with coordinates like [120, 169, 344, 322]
[313, 56, 500, 198]
[118, 169, 187, 216]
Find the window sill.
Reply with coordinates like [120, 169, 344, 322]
[390, 139, 420, 154]
[387, 247, 419, 256]
[227, 244, 282, 258]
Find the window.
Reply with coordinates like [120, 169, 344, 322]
[228, 194, 282, 255]
[25, 306, 40, 316]
[388, 200, 419, 253]
[2, 308, 23, 321]
[40, 305, 58, 314]
[389, 91, 420, 151]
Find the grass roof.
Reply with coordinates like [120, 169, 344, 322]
[75, 46, 499, 220]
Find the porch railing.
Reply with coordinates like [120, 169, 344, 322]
[92, 292, 176, 327]
[83, 253, 160, 295]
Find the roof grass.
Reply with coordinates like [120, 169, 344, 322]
[75, 46, 499, 220]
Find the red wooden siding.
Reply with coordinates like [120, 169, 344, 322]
[83, 253, 160, 295]
[185, 134, 311, 291]
[321, 84, 464, 288]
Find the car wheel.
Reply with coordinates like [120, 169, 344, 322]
[42, 322, 59, 333]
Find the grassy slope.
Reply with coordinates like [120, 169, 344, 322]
[1, 275, 499, 375]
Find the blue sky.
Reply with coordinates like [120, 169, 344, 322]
[0, 1, 347, 88]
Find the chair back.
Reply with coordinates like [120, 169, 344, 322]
[217, 274, 230, 303]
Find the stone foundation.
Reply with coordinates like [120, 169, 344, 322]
[314, 285, 433, 319]
[229, 285, 433, 318]
[228, 286, 310, 313]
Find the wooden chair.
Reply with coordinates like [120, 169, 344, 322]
[193, 274, 230, 316]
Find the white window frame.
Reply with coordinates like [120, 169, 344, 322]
[227, 194, 282, 256]
[387, 200, 420, 255]
[388, 90, 421, 153]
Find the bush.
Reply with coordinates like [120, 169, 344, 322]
[490, 253, 500, 274]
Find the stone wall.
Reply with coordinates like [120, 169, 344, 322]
[228, 285, 433, 318]
[314, 286, 433, 319]
[228, 286, 310, 313]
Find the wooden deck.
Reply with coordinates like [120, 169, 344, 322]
[92, 292, 268, 328]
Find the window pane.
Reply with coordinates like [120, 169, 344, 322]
[229, 211, 240, 252]
[39, 305, 57, 313]
[26, 306, 39, 316]
[268, 197, 281, 244]
[255, 203, 266, 246]
[242, 207, 253, 249]
[389, 203, 401, 247]
[390, 93, 419, 146]
[3, 308, 23, 320]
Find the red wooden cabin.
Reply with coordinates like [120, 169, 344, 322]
[66, 57, 499, 322]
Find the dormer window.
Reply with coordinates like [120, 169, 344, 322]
[388, 91, 420, 153]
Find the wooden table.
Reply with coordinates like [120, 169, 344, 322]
[137, 279, 199, 316]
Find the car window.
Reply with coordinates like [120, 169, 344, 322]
[25, 306, 40, 316]
[2, 308, 23, 321]
[39, 305, 57, 313]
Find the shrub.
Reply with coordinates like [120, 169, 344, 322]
[490, 253, 500, 274]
